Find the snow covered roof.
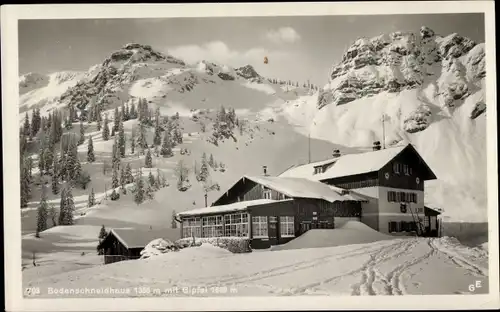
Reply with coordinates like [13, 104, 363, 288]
[243, 176, 366, 203]
[280, 144, 408, 181]
[105, 228, 181, 249]
[177, 199, 293, 217]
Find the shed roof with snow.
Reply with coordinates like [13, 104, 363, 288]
[98, 228, 181, 250]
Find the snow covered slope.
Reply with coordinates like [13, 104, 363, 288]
[276, 27, 487, 222]
[24, 236, 489, 296]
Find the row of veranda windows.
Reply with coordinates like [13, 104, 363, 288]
[182, 214, 295, 238]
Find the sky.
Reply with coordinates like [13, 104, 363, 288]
[19, 13, 485, 85]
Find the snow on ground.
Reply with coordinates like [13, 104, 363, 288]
[23, 236, 489, 297]
[272, 221, 395, 251]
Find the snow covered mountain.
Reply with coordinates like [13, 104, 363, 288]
[277, 26, 487, 221]
[19, 26, 487, 222]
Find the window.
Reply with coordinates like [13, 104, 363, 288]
[263, 188, 272, 199]
[393, 162, 401, 174]
[388, 221, 398, 233]
[403, 164, 410, 175]
[202, 215, 224, 238]
[252, 216, 268, 238]
[314, 167, 323, 175]
[224, 213, 249, 237]
[182, 217, 201, 238]
[280, 216, 295, 237]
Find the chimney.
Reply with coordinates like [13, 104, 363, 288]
[332, 149, 341, 158]
[263, 166, 268, 176]
[373, 141, 381, 151]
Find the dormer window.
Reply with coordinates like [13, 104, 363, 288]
[403, 164, 410, 175]
[313, 166, 324, 175]
[393, 162, 401, 174]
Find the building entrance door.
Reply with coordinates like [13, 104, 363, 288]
[269, 217, 278, 243]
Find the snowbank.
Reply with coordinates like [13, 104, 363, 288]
[140, 238, 180, 259]
[177, 237, 251, 253]
[272, 221, 395, 251]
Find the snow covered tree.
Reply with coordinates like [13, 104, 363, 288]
[197, 153, 209, 182]
[102, 114, 110, 141]
[125, 163, 134, 184]
[208, 153, 215, 169]
[145, 178, 155, 200]
[171, 210, 178, 229]
[153, 108, 161, 146]
[156, 168, 162, 188]
[138, 123, 148, 153]
[110, 189, 120, 201]
[58, 188, 67, 225]
[77, 170, 91, 189]
[78, 119, 85, 145]
[98, 225, 107, 240]
[118, 119, 126, 158]
[35, 186, 49, 237]
[23, 112, 31, 137]
[61, 187, 75, 225]
[130, 127, 136, 155]
[130, 102, 137, 119]
[134, 170, 145, 205]
[113, 107, 120, 134]
[174, 159, 190, 191]
[148, 171, 156, 190]
[145, 149, 153, 168]
[49, 205, 57, 227]
[160, 130, 173, 157]
[120, 166, 127, 194]
[20, 156, 31, 208]
[96, 113, 102, 131]
[174, 129, 183, 144]
[51, 171, 59, 195]
[123, 103, 129, 121]
[88, 188, 96, 208]
[87, 135, 95, 163]
[112, 161, 119, 189]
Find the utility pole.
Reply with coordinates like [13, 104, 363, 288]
[308, 132, 311, 164]
[382, 114, 387, 149]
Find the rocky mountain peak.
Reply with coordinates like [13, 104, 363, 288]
[235, 65, 262, 82]
[103, 43, 185, 68]
[318, 26, 485, 114]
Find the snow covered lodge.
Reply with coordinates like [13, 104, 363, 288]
[176, 143, 441, 249]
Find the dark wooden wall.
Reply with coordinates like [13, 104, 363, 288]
[379, 148, 426, 191]
[321, 172, 379, 189]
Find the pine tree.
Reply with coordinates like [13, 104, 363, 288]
[88, 188, 96, 207]
[134, 170, 145, 205]
[123, 103, 130, 121]
[87, 136, 95, 163]
[130, 128, 136, 155]
[96, 113, 102, 131]
[98, 225, 107, 240]
[35, 186, 49, 238]
[120, 166, 127, 194]
[112, 136, 121, 170]
[62, 187, 75, 225]
[118, 119, 126, 158]
[102, 114, 110, 141]
[198, 153, 209, 182]
[78, 119, 85, 145]
[156, 168, 162, 189]
[153, 108, 161, 145]
[49, 205, 57, 227]
[171, 210, 178, 229]
[174, 159, 189, 191]
[145, 149, 153, 168]
[51, 171, 59, 195]
[113, 107, 120, 134]
[38, 145, 46, 175]
[208, 153, 215, 168]
[23, 112, 31, 137]
[20, 156, 31, 208]
[125, 163, 134, 184]
[112, 161, 119, 189]
[145, 182, 155, 200]
[138, 123, 148, 153]
[146, 170, 154, 188]
[130, 102, 137, 119]
[160, 130, 173, 157]
[58, 188, 67, 225]
[174, 129, 183, 144]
